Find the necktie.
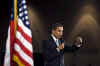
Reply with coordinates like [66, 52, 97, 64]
[56, 39, 59, 47]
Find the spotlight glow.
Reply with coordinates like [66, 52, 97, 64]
[67, 2, 100, 48]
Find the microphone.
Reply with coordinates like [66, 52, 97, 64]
[59, 37, 64, 49]
[60, 37, 64, 43]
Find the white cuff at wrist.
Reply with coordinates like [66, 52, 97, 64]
[56, 48, 60, 52]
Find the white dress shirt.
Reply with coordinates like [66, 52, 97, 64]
[51, 34, 59, 47]
[51, 34, 60, 52]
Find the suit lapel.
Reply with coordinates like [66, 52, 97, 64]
[49, 35, 58, 48]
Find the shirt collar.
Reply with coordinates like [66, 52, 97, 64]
[51, 34, 58, 43]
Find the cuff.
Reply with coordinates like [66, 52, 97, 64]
[76, 44, 81, 47]
[56, 48, 60, 52]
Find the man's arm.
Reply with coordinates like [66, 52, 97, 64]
[64, 36, 83, 53]
[64, 44, 81, 52]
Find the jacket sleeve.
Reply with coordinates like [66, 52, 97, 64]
[64, 44, 81, 53]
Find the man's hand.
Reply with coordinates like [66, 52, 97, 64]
[74, 36, 83, 47]
[58, 43, 64, 50]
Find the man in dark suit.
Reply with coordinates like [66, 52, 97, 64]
[42, 23, 83, 66]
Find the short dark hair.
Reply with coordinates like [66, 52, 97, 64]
[51, 23, 63, 30]
[48, 23, 63, 34]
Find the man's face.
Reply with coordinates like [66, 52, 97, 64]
[52, 26, 63, 39]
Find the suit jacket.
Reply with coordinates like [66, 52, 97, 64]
[42, 35, 80, 66]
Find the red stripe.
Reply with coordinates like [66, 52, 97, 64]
[10, 20, 15, 66]
[14, 51, 31, 66]
[15, 38, 33, 58]
[17, 25, 32, 44]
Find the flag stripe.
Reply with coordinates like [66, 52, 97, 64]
[17, 25, 32, 43]
[14, 43, 33, 65]
[4, 27, 10, 66]
[18, 18, 32, 37]
[14, 51, 31, 66]
[16, 38, 33, 58]
[16, 31, 32, 52]
[10, 21, 15, 66]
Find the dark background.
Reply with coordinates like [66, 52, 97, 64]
[0, 0, 100, 66]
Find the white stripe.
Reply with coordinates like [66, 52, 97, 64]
[18, 18, 32, 38]
[4, 27, 10, 66]
[14, 43, 34, 66]
[16, 31, 32, 52]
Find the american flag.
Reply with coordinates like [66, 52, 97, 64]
[4, 0, 34, 66]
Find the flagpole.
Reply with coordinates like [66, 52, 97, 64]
[12, 0, 17, 65]
[14, 0, 17, 33]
